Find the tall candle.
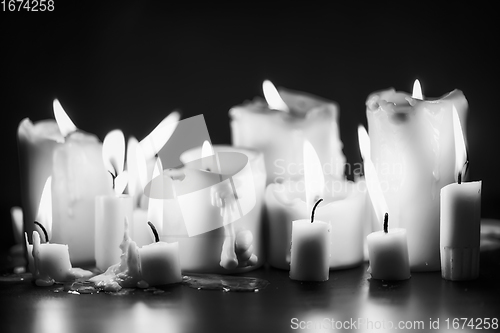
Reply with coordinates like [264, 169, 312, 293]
[230, 80, 345, 184]
[156, 145, 267, 274]
[440, 108, 481, 281]
[17, 118, 63, 244]
[366, 81, 468, 271]
[51, 100, 111, 265]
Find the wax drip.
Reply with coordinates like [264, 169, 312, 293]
[383, 213, 388, 234]
[147, 221, 159, 242]
[34, 221, 49, 243]
[310, 198, 323, 223]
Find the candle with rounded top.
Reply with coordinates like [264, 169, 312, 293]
[440, 107, 481, 281]
[95, 129, 133, 271]
[366, 80, 468, 271]
[230, 80, 345, 185]
[290, 198, 331, 282]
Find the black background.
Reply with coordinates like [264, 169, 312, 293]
[1, 3, 498, 251]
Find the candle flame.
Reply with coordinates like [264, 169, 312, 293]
[358, 125, 388, 228]
[201, 140, 221, 174]
[303, 140, 324, 212]
[412, 79, 423, 100]
[36, 176, 52, 238]
[262, 80, 290, 112]
[201, 140, 214, 159]
[452, 106, 467, 181]
[148, 157, 164, 236]
[140, 111, 180, 160]
[53, 99, 77, 138]
[135, 142, 149, 190]
[103, 129, 127, 194]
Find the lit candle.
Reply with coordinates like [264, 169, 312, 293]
[95, 130, 133, 271]
[290, 199, 330, 282]
[51, 100, 112, 265]
[25, 176, 92, 286]
[440, 107, 481, 281]
[230, 80, 345, 184]
[366, 80, 468, 271]
[265, 140, 366, 270]
[17, 117, 63, 246]
[138, 223, 182, 286]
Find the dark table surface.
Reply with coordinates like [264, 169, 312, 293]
[1, 220, 500, 333]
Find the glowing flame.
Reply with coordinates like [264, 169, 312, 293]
[36, 176, 52, 238]
[103, 129, 128, 195]
[126, 137, 149, 199]
[452, 106, 467, 181]
[201, 140, 221, 174]
[358, 125, 388, 228]
[140, 111, 180, 160]
[412, 79, 423, 100]
[148, 157, 164, 236]
[303, 140, 324, 212]
[53, 99, 77, 138]
[263, 80, 289, 112]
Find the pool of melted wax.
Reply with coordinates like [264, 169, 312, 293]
[183, 274, 270, 292]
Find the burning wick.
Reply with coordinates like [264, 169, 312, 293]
[108, 170, 117, 189]
[34, 221, 49, 243]
[147, 221, 159, 243]
[458, 161, 469, 185]
[383, 213, 389, 234]
[310, 198, 323, 223]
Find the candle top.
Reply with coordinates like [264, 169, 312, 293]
[366, 88, 466, 115]
[18, 118, 64, 143]
[230, 87, 338, 121]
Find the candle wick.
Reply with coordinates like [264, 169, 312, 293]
[34, 221, 49, 243]
[459, 160, 469, 185]
[147, 221, 160, 242]
[108, 170, 117, 189]
[383, 213, 388, 234]
[458, 172, 462, 185]
[310, 198, 323, 223]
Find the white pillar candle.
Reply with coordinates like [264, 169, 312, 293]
[366, 82, 468, 271]
[290, 199, 330, 282]
[230, 80, 345, 184]
[158, 145, 266, 274]
[138, 240, 182, 286]
[95, 195, 133, 271]
[17, 118, 63, 244]
[440, 108, 481, 281]
[51, 101, 112, 265]
[367, 214, 411, 281]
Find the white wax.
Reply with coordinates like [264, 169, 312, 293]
[366, 89, 468, 271]
[265, 178, 366, 270]
[51, 131, 112, 265]
[30, 231, 72, 283]
[440, 181, 481, 281]
[229, 88, 345, 184]
[366, 228, 411, 280]
[17, 119, 62, 244]
[290, 219, 330, 282]
[95, 195, 133, 271]
[157, 145, 266, 274]
[138, 241, 182, 285]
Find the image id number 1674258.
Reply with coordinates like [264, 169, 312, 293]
[2, 0, 54, 11]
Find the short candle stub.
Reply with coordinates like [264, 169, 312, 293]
[34, 221, 49, 243]
[147, 221, 160, 243]
[383, 213, 388, 234]
[310, 198, 323, 223]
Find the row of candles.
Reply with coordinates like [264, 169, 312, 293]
[16, 79, 481, 288]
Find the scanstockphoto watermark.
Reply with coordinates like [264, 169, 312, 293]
[290, 317, 426, 330]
